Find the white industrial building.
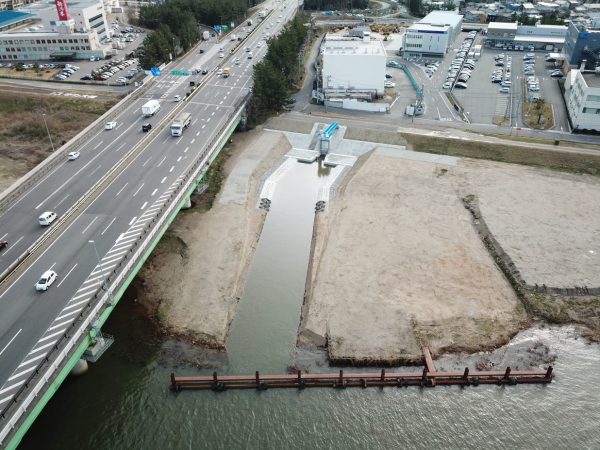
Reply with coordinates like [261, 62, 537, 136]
[403, 11, 463, 57]
[0, 0, 109, 60]
[564, 69, 600, 132]
[321, 35, 387, 99]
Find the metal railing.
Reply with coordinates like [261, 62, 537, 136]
[0, 90, 250, 446]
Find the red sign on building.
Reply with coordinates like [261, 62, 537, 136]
[55, 0, 70, 21]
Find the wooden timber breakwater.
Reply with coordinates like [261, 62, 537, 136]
[170, 348, 554, 392]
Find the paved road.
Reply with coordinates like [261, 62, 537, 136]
[0, 0, 296, 412]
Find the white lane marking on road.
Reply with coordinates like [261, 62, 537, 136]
[1, 236, 23, 256]
[18, 353, 46, 368]
[101, 217, 117, 235]
[0, 381, 24, 396]
[116, 182, 129, 197]
[34, 141, 115, 210]
[177, 156, 182, 162]
[0, 233, 6, 240]
[28, 340, 58, 355]
[151, 188, 158, 196]
[57, 263, 78, 287]
[207, 117, 211, 122]
[0, 329, 22, 357]
[89, 165, 102, 177]
[81, 216, 98, 234]
[92, 140, 104, 150]
[162, 136, 169, 144]
[161, 177, 167, 184]
[157, 156, 166, 167]
[8, 366, 36, 382]
[169, 166, 174, 173]
[133, 183, 144, 197]
[190, 138, 195, 144]
[202, 124, 206, 129]
[115, 142, 127, 152]
[49, 262, 56, 270]
[219, 100, 224, 105]
[191, 118, 198, 126]
[48, 318, 73, 332]
[141, 201, 148, 210]
[37, 329, 65, 344]
[211, 111, 216, 116]
[54, 193, 70, 209]
[0, 395, 17, 405]
[62, 297, 90, 312]
[142, 156, 152, 167]
[196, 131, 200, 136]
[129, 216, 137, 226]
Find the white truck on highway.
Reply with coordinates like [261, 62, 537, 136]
[202, 30, 210, 40]
[142, 99, 160, 117]
[170, 112, 192, 137]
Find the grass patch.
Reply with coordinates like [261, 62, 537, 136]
[523, 99, 554, 130]
[401, 132, 600, 175]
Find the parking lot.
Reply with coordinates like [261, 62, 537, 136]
[449, 43, 570, 130]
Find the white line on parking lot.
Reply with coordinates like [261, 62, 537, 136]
[57, 263, 78, 287]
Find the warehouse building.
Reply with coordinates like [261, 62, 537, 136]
[485, 22, 567, 51]
[403, 11, 463, 58]
[0, 0, 108, 60]
[564, 68, 600, 132]
[321, 35, 387, 100]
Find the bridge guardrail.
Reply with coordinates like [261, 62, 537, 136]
[0, 89, 249, 446]
[0, 13, 263, 443]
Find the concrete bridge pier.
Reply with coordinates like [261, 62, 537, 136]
[181, 196, 192, 209]
[69, 359, 88, 376]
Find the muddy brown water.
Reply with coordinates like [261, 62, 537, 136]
[20, 161, 600, 449]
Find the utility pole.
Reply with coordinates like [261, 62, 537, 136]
[41, 113, 55, 152]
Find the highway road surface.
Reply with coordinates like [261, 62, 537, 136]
[0, 0, 296, 414]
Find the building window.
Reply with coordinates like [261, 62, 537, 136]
[588, 95, 600, 102]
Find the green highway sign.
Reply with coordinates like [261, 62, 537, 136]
[171, 70, 189, 76]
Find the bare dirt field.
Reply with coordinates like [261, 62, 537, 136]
[299, 152, 529, 365]
[135, 129, 291, 348]
[455, 159, 600, 287]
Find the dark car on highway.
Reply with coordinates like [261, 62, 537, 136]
[142, 123, 152, 132]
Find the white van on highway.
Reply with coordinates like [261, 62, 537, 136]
[38, 211, 57, 226]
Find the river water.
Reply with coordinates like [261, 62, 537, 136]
[21, 161, 600, 449]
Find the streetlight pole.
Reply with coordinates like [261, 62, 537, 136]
[89, 239, 113, 304]
[41, 113, 55, 153]
[89, 239, 101, 269]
